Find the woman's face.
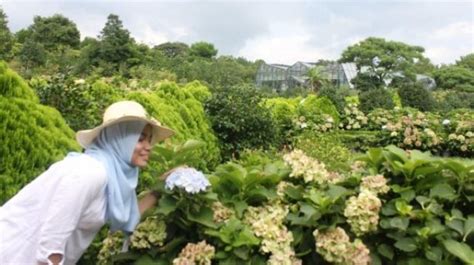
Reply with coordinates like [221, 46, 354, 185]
[131, 124, 153, 167]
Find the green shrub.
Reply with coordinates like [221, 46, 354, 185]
[182, 80, 212, 103]
[205, 85, 279, 160]
[434, 90, 474, 112]
[359, 88, 395, 113]
[30, 74, 124, 131]
[261, 97, 299, 141]
[398, 82, 435, 111]
[0, 63, 79, 204]
[0, 61, 37, 101]
[294, 131, 353, 173]
[318, 85, 353, 114]
[127, 81, 221, 181]
[297, 95, 340, 125]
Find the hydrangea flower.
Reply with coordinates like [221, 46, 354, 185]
[130, 216, 167, 250]
[442, 119, 451, 125]
[173, 240, 215, 265]
[244, 204, 301, 264]
[344, 190, 382, 236]
[165, 167, 210, 194]
[313, 227, 371, 265]
[360, 175, 390, 195]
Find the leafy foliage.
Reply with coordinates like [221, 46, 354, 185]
[398, 82, 435, 111]
[359, 88, 395, 113]
[205, 85, 279, 160]
[0, 63, 79, 204]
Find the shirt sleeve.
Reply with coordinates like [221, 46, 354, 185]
[35, 164, 105, 264]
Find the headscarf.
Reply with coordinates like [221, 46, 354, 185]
[85, 120, 146, 233]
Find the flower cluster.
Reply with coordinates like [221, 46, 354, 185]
[384, 112, 441, 150]
[211, 201, 235, 223]
[344, 190, 382, 236]
[172, 240, 215, 265]
[360, 174, 390, 195]
[366, 108, 398, 130]
[313, 227, 370, 265]
[350, 161, 367, 174]
[165, 167, 211, 194]
[97, 231, 124, 265]
[276, 181, 297, 200]
[130, 216, 167, 250]
[339, 104, 368, 130]
[244, 204, 301, 265]
[293, 114, 335, 133]
[446, 120, 473, 154]
[283, 149, 344, 185]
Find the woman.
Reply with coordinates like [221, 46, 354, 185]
[0, 100, 175, 265]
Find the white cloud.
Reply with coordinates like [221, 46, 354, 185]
[432, 21, 473, 39]
[237, 20, 329, 64]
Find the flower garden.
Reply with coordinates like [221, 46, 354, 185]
[1, 60, 473, 265]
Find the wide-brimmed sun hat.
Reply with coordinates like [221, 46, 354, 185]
[76, 100, 175, 148]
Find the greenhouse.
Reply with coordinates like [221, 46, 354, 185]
[255, 61, 357, 91]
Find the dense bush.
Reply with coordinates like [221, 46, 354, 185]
[205, 85, 279, 160]
[318, 85, 354, 114]
[359, 88, 395, 113]
[127, 81, 221, 183]
[0, 62, 79, 204]
[261, 97, 299, 141]
[30, 74, 124, 131]
[297, 95, 340, 125]
[294, 131, 354, 173]
[433, 90, 474, 112]
[398, 82, 435, 111]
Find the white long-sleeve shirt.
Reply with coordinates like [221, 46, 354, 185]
[0, 153, 108, 265]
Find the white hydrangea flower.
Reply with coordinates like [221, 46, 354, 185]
[165, 167, 211, 194]
[442, 119, 451, 125]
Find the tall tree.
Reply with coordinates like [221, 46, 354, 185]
[28, 14, 80, 51]
[98, 14, 134, 66]
[0, 7, 14, 60]
[340, 37, 428, 86]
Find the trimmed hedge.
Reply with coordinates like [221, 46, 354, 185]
[0, 62, 79, 204]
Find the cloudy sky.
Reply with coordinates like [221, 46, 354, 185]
[2, 0, 473, 65]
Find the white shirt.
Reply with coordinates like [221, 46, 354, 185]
[0, 153, 108, 265]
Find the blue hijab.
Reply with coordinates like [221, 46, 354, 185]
[85, 120, 146, 233]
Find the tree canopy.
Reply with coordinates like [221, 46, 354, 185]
[28, 14, 81, 51]
[340, 37, 430, 85]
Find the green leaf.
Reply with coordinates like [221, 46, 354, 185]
[377, 244, 394, 260]
[429, 183, 457, 201]
[232, 201, 248, 218]
[389, 216, 410, 231]
[443, 240, 474, 265]
[326, 185, 348, 201]
[285, 185, 304, 200]
[425, 246, 443, 262]
[134, 255, 157, 265]
[394, 238, 418, 252]
[156, 195, 178, 215]
[464, 216, 474, 241]
[186, 206, 217, 228]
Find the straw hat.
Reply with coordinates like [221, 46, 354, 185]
[76, 100, 174, 148]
